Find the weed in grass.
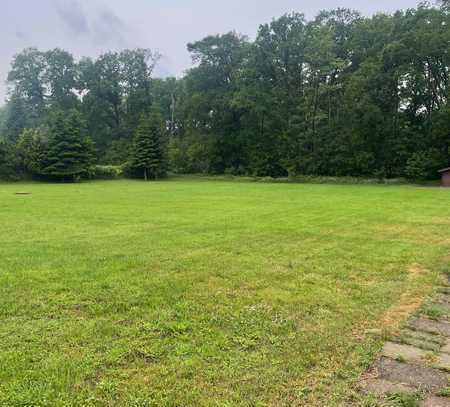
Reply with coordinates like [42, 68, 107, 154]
[421, 304, 447, 320]
[386, 392, 420, 407]
[438, 387, 450, 397]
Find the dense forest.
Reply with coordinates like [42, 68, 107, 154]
[1, 3, 450, 181]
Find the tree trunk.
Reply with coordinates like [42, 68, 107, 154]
[144, 168, 148, 181]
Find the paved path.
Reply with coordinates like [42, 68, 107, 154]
[360, 287, 450, 406]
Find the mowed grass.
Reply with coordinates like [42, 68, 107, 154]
[0, 179, 449, 407]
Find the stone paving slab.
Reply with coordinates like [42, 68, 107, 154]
[409, 318, 450, 337]
[374, 357, 448, 392]
[361, 378, 417, 396]
[382, 341, 429, 364]
[360, 287, 450, 405]
[401, 328, 446, 345]
[420, 396, 450, 407]
[397, 335, 442, 352]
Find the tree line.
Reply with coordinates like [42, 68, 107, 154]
[1, 3, 449, 181]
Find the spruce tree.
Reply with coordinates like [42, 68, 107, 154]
[131, 111, 166, 180]
[16, 128, 47, 177]
[42, 111, 93, 181]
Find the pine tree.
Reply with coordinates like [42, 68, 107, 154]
[16, 128, 47, 176]
[131, 111, 166, 180]
[42, 111, 93, 181]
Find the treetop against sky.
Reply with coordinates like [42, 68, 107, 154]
[1, 0, 420, 103]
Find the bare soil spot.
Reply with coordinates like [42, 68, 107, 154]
[380, 264, 431, 334]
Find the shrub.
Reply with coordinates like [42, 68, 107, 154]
[88, 165, 124, 180]
[0, 142, 21, 181]
[405, 150, 442, 181]
[168, 132, 212, 174]
[102, 139, 131, 165]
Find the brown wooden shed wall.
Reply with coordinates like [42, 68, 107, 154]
[442, 171, 450, 187]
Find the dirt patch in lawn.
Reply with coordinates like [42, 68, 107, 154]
[380, 265, 432, 334]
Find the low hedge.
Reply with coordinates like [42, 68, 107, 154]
[87, 165, 124, 180]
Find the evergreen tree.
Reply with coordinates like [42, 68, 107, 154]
[42, 111, 93, 181]
[131, 111, 166, 180]
[16, 128, 48, 177]
[3, 4, 450, 182]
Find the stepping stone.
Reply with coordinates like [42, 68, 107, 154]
[361, 378, 417, 396]
[397, 335, 442, 352]
[382, 342, 429, 364]
[410, 318, 450, 337]
[402, 328, 446, 345]
[420, 396, 450, 407]
[373, 357, 448, 393]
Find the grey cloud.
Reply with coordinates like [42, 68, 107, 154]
[54, 0, 90, 37]
[91, 8, 127, 46]
[0, 0, 423, 104]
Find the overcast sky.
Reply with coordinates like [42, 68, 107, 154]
[1, 0, 421, 104]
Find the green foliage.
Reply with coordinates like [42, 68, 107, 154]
[41, 111, 94, 181]
[88, 165, 124, 180]
[102, 139, 131, 165]
[2, 5, 450, 181]
[386, 393, 420, 407]
[16, 128, 48, 176]
[405, 150, 442, 181]
[78, 49, 158, 151]
[3, 93, 29, 143]
[168, 132, 212, 174]
[0, 105, 7, 141]
[0, 142, 19, 180]
[129, 111, 167, 180]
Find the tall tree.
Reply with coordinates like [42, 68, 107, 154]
[79, 49, 158, 153]
[7, 48, 46, 124]
[44, 48, 78, 110]
[42, 111, 93, 181]
[185, 32, 250, 173]
[131, 110, 166, 180]
[2, 4, 450, 182]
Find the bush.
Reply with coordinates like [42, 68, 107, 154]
[88, 165, 124, 180]
[169, 132, 212, 174]
[102, 139, 131, 165]
[405, 150, 442, 181]
[0, 142, 21, 181]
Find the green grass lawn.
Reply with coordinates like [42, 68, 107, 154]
[1, 179, 449, 406]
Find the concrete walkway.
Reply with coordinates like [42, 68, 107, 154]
[360, 287, 450, 406]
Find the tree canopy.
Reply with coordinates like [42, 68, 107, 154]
[130, 110, 167, 180]
[0, 4, 449, 182]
